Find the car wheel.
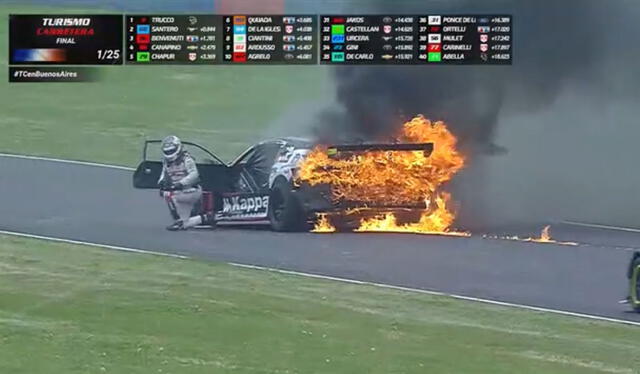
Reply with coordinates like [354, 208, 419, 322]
[630, 254, 640, 312]
[268, 179, 305, 232]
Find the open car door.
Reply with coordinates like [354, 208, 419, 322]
[132, 140, 234, 193]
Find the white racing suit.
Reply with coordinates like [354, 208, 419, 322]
[158, 151, 204, 229]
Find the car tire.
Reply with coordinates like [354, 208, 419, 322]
[629, 253, 640, 312]
[268, 179, 306, 232]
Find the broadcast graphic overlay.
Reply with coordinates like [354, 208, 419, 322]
[9, 15, 123, 65]
[125, 15, 221, 65]
[7, 14, 512, 81]
[8, 15, 123, 82]
[320, 15, 512, 65]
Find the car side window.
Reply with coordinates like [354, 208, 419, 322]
[246, 143, 282, 189]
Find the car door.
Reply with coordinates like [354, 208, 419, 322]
[215, 142, 283, 222]
[132, 140, 233, 193]
[235, 142, 283, 192]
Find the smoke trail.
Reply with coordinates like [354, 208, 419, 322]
[315, 0, 640, 228]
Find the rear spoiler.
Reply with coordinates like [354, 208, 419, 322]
[326, 143, 433, 157]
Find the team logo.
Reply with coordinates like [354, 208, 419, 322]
[383, 25, 392, 34]
[480, 43, 489, 52]
[428, 15, 441, 25]
[222, 195, 270, 216]
[285, 25, 294, 34]
[188, 53, 197, 61]
[480, 34, 489, 43]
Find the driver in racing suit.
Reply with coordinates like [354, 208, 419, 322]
[158, 135, 205, 231]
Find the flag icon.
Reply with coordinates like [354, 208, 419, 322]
[478, 26, 490, 33]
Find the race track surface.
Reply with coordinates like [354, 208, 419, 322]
[2, 156, 639, 323]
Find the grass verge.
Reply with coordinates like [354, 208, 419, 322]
[1, 234, 639, 373]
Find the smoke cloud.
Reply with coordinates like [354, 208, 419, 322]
[314, 0, 640, 229]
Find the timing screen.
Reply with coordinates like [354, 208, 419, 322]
[8, 14, 511, 74]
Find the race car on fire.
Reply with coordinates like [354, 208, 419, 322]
[133, 115, 466, 234]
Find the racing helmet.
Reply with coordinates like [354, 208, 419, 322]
[161, 135, 183, 162]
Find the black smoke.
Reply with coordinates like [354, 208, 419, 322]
[314, 0, 640, 228]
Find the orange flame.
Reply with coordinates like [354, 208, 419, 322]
[312, 213, 336, 233]
[299, 115, 466, 235]
[355, 193, 470, 236]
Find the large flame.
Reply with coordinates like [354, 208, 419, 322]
[355, 193, 470, 236]
[299, 115, 466, 235]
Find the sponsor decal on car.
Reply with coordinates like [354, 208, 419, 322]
[221, 194, 269, 219]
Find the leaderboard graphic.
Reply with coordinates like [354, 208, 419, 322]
[221, 15, 317, 64]
[8, 14, 512, 69]
[9, 15, 123, 65]
[125, 15, 221, 64]
[320, 15, 512, 64]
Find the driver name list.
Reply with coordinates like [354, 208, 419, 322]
[12, 14, 511, 66]
[320, 15, 512, 64]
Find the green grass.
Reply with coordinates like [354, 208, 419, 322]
[1, 234, 639, 374]
[0, 5, 332, 165]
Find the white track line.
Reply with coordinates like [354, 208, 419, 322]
[229, 263, 640, 327]
[0, 230, 187, 259]
[562, 220, 640, 234]
[0, 153, 134, 171]
[0, 228, 637, 326]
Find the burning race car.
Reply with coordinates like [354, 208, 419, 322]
[133, 115, 466, 233]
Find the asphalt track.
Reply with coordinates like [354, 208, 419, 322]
[1, 155, 639, 323]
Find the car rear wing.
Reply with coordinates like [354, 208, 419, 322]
[326, 143, 433, 158]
